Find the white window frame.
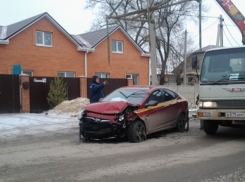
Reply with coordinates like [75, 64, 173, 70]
[36, 31, 52, 47]
[21, 70, 33, 76]
[95, 73, 110, 78]
[112, 40, 123, 53]
[57, 72, 75, 78]
[126, 74, 138, 85]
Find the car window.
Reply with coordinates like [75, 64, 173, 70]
[102, 89, 148, 104]
[145, 89, 163, 105]
[163, 89, 177, 101]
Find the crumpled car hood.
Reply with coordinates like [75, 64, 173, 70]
[83, 101, 129, 114]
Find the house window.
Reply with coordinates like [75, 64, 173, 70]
[22, 70, 33, 76]
[36, 31, 52, 46]
[95, 73, 110, 78]
[57, 72, 75, 78]
[112, 40, 123, 53]
[126, 74, 138, 85]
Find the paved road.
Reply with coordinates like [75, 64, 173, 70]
[1, 118, 245, 182]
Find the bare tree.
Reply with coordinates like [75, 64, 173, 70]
[154, 0, 201, 84]
[85, 0, 149, 48]
[85, 0, 206, 85]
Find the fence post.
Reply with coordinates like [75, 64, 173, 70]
[79, 76, 87, 98]
[20, 75, 30, 113]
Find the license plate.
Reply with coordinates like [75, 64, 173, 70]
[225, 113, 245, 118]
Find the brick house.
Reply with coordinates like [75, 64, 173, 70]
[0, 12, 150, 85]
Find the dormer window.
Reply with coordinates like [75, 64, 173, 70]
[112, 40, 123, 53]
[36, 31, 52, 47]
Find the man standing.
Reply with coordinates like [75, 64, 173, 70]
[89, 75, 108, 103]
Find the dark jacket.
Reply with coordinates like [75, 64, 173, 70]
[89, 82, 105, 103]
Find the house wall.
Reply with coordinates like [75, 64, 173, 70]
[87, 30, 150, 85]
[0, 17, 85, 77]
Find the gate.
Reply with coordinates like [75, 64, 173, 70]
[87, 78, 128, 99]
[29, 77, 80, 113]
[0, 74, 20, 113]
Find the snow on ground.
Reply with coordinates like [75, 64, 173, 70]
[0, 97, 89, 139]
[0, 113, 78, 139]
[0, 98, 198, 139]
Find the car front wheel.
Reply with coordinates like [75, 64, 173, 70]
[128, 120, 146, 143]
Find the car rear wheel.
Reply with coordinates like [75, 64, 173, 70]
[128, 120, 146, 143]
[203, 120, 219, 135]
[177, 113, 189, 132]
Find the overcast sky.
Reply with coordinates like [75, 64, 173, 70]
[0, 0, 245, 49]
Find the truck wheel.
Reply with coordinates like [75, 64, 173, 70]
[203, 120, 219, 135]
[128, 121, 146, 143]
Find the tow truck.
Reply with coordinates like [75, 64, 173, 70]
[196, 0, 245, 134]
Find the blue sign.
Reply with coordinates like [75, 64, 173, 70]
[12, 64, 21, 75]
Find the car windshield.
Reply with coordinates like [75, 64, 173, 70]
[200, 47, 245, 84]
[102, 88, 148, 104]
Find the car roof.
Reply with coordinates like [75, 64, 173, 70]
[118, 85, 173, 92]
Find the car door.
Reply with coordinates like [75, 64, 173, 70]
[143, 89, 166, 133]
[160, 89, 179, 128]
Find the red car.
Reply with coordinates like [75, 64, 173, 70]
[78, 86, 189, 143]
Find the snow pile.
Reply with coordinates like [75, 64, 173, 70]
[48, 97, 90, 116]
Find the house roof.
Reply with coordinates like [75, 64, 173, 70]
[0, 12, 149, 56]
[73, 26, 119, 48]
[0, 12, 85, 49]
[72, 26, 149, 56]
[4, 13, 45, 39]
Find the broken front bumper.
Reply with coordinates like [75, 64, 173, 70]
[80, 122, 117, 138]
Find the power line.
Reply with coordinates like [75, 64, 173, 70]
[223, 29, 233, 46]
[223, 21, 240, 46]
[202, 19, 219, 32]
[189, 19, 218, 38]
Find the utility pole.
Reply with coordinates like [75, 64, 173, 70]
[199, 0, 202, 49]
[219, 15, 224, 47]
[106, 0, 200, 86]
[216, 24, 220, 46]
[216, 15, 224, 47]
[148, 0, 157, 86]
[183, 30, 187, 85]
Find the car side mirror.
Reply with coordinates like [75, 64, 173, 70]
[192, 55, 197, 69]
[145, 100, 158, 108]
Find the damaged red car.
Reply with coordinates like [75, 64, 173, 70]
[78, 86, 189, 143]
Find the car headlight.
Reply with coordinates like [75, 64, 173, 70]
[77, 110, 84, 120]
[199, 101, 217, 108]
[118, 114, 124, 122]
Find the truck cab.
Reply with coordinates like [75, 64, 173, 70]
[197, 46, 245, 134]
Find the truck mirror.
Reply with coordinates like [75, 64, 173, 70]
[192, 55, 197, 69]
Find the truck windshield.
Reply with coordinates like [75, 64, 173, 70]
[200, 47, 245, 83]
